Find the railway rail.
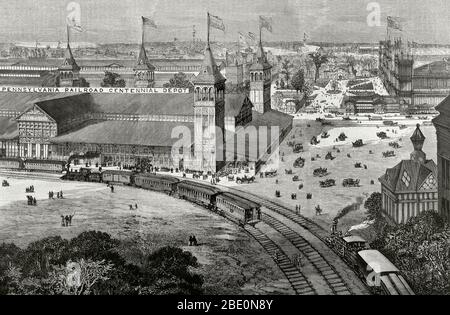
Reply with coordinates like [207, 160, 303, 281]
[262, 213, 353, 295]
[244, 225, 317, 295]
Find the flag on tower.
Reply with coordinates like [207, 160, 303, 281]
[238, 32, 248, 46]
[259, 16, 273, 33]
[387, 16, 402, 31]
[304, 32, 310, 41]
[247, 32, 257, 42]
[66, 15, 83, 32]
[208, 13, 226, 32]
[142, 16, 157, 29]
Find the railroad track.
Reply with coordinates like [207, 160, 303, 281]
[227, 187, 330, 242]
[244, 225, 316, 295]
[262, 213, 353, 295]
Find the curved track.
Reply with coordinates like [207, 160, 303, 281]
[244, 225, 316, 295]
[262, 213, 352, 295]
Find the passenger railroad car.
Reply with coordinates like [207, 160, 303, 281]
[101, 170, 134, 185]
[0, 157, 23, 170]
[177, 180, 221, 209]
[134, 173, 180, 195]
[356, 250, 415, 295]
[215, 192, 261, 226]
[24, 159, 65, 173]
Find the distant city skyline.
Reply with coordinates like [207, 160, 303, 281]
[0, 0, 449, 44]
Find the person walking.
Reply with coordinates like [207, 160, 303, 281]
[61, 215, 66, 227]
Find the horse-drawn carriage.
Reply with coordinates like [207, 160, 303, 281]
[320, 179, 336, 188]
[293, 143, 304, 154]
[376, 132, 388, 139]
[310, 136, 320, 145]
[2, 180, 9, 187]
[294, 157, 306, 168]
[285, 169, 293, 175]
[313, 167, 329, 177]
[264, 170, 278, 178]
[343, 178, 360, 187]
[389, 142, 401, 149]
[338, 133, 348, 142]
[321, 132, 330, 139]
[354, 163, 362, 168]
[352, 139, 364, 148]
[292, 176, 300, 182]
[325, 152, 336, 161]
[383, 151, 396, 158]
[236, 175, 255, 184]
[227, 174, 235, 182]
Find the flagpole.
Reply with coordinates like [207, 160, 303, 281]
[67, 24, 70, 46]
[141, 16, 145, 45]
[207, 12, 210, 47]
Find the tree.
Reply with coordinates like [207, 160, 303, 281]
[291, 69, 305, 93]
[101, 71, 126, 88]
[164, 72, 194, 92]
[381, 211, 450, 295]
[280, 59, 293, 87]
[364, 192, 382, 221]
[309, 50, 329, 82]
[141, 246, 203, 295]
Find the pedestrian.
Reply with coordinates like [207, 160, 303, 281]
[129, 205, 133, 210]
[33, 198, 37, 206]
[189, 236, 193, 246]
[61, 215, 66, 227]
[60, 191, 64, 199]
[65, 215, 70, 227]
[192, 235, 198, 246]
[135, 204, 138, 210]
[57, 192, 60, 199]
[68, 214, 74, 226]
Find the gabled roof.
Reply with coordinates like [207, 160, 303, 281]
[414, 60, 450, 76]
[379, 159, 437, 193]
[51, 121, 193, 147]
[225, 93, 252, 117]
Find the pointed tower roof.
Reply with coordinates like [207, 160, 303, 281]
[134, 43, 155, 71]
[410, 124, 426, 163]
[250, 40, 272, 71]
[59, 43, 80, 71]
[193, 44, 226, 84]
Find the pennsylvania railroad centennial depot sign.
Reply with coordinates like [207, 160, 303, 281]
[0, 86, 190, 94]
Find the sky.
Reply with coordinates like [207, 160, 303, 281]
[0, 0, 449, 44]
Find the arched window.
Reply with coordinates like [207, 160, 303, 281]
[202, 87, 208, 101]
[194, 87, 198, 101]
[251, 73, 254, 81]
[259, 72, 263, 80]
[208, 87, 213, 101]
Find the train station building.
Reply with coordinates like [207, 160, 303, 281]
[0, 38, 292, 173]
[379, 125, 438, 224]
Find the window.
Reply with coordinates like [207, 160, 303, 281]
[402, 171, 411, 187]
[422, 175, 437, 190]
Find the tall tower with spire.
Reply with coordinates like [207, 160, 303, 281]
[192, 14, 226, 172]
[58, 26, 81, 87]
[134, 18, 155, 88]
[249, 30, 272, 114]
